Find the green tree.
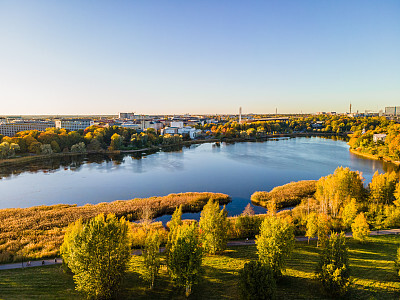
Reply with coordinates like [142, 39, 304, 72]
[239, 261, 276, 300]
[166, 205, 183, 254]
[199, 199, 229, 254]
[71, 142, 86, 153]
[40, 144, 53, 155]
[110, 133, 123, 150]
[141, 231, 161, 289]
[167, 223, 203, 297]
[351, 212, 370, 243]
[60, 214, 132, 299]
[305, 212, 318, 244]
[317, 232, 350, 297]
[256, 216, 295, 278]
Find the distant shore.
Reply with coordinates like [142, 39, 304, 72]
[0, 132, 347, 168]
[349, 148, 400, 166]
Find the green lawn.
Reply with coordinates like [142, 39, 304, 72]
[1, 235, 400, 299]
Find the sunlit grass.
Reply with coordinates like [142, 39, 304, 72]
[1, 235, 399, 299]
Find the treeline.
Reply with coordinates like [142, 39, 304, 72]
[349, 122, 400, 161]
[0, 125, 185, 159]
[199, 115, 389, 139]
[0, 192, 230, 263]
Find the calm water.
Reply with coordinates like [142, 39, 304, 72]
[0, 137, 397, 219]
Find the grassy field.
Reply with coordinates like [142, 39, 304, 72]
[1, 235, 399, 299]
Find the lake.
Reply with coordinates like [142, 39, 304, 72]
[0, 137, 397, 220]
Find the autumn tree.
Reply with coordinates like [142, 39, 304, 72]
[369, 171, 397, 205]
[199, 199, 229, 254]
[351, 212, 370, 243]
[315, 167, 364, 216]
[167, 223, 203, 297]
[256, 216, 295, 278]
[341, 198, 358, 229]
[60, 214, 132, 299]
[317, 213, 330, 247]
[305, 212, 318, 244]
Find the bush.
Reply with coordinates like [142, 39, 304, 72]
[317, 232, 350, 296]
[239, 261, 276, 300]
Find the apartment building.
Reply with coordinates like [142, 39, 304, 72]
[55, 119, 94, 131]
[0, 120, 55, 137]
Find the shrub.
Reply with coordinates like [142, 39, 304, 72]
[239, 261, 276, 300]
[317, 232, 350, 297]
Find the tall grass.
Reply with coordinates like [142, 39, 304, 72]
[251, 180, 317, 209]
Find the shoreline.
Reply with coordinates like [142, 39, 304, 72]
[349, 148, 400, 166]
[0, 132, 347, 168]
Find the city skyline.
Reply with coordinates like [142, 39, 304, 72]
[1, 0, 399, 115]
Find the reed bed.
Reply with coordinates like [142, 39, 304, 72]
[0, 192, 230, 263]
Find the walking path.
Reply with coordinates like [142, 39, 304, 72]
[1, 228, 400, 271]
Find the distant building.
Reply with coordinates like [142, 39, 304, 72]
[170, 121, 184, 128]
[55, 119, 94, 131]
[373, 133, 387, 143]
[118, 112, 135, 120]
[0, 120, 55, 137]
[385, 107, 400, 116]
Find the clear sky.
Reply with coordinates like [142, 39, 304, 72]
[0, 1, 399, 115]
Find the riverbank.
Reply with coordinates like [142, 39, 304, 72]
[349, 148, 400, 166]
[0, 132, 348, 168]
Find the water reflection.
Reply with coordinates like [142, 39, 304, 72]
[0, 138, 398, 215]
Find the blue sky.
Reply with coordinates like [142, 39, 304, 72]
[0, 1, 399, 115]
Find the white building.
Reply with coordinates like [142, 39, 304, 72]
[170, 121, 184, 128]
[0, 121, 55, 137]
[55, 119, 94, 131]
[161, 126, 202, 139]
[373, 133, 387, 143]
[162, 127, 179, 135]
[120, 122, 143, 130]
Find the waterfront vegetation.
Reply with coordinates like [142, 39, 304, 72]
[1, 235, 399, 299]
[251, 180, 317, 210]
[0, 192, 230, 263]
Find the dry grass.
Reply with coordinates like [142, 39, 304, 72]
[0, 192, 230, 262]
[251, 180, 317, 209]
